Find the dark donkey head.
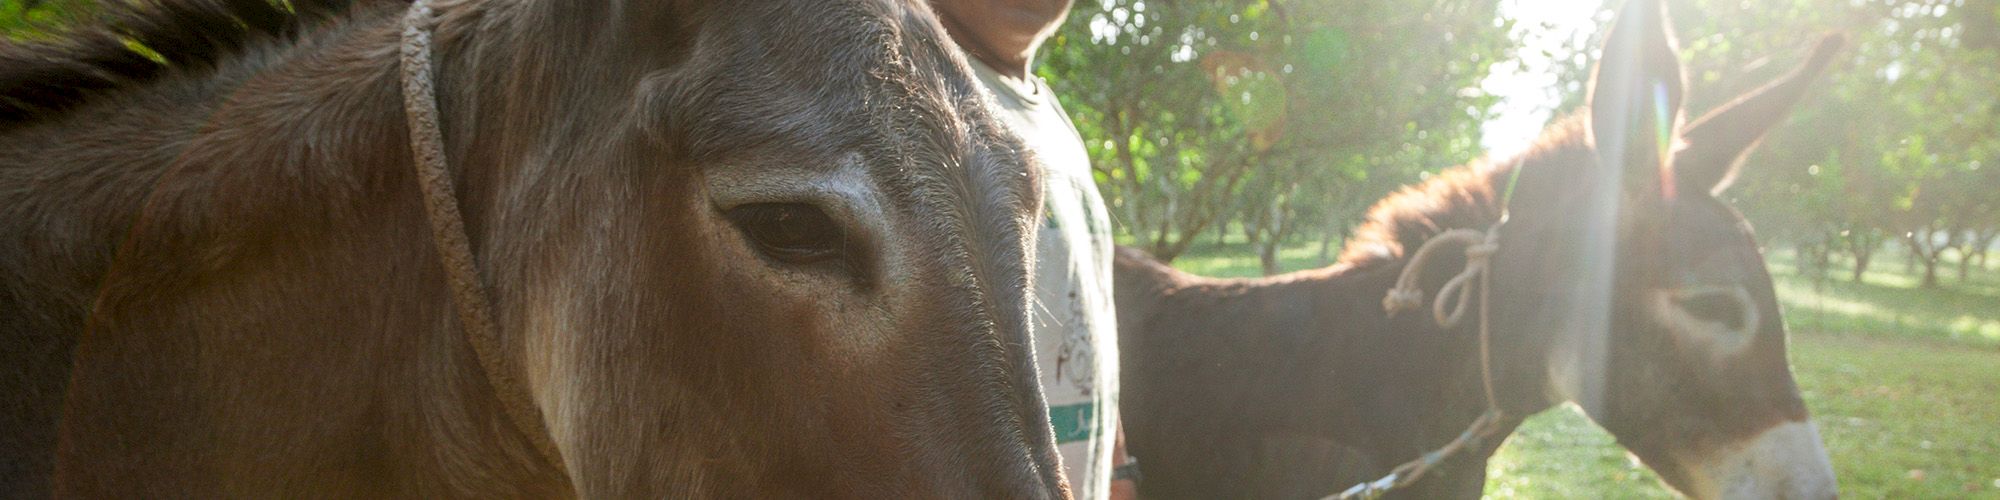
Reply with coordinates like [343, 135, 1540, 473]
[498, 1, 1065, 495]
[1110, 1, 1843, 497]
[4, 0, 1063, 497]
[1486, 0, 1840, 496]
[498, 1, 1066, 495]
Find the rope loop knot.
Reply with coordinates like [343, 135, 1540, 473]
[1330, 224, 1508, 500]
[1383, 228, 1501, 329]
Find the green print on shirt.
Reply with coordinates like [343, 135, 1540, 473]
[1049, 402, 1095, 444]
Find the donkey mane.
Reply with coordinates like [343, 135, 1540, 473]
[1337, 114, 1592, 268]
[0, 0, 366, 127]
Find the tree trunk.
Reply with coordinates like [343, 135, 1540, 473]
[1907, 228, 1953, 289]
[1797, 243, 1813, 276]
[1950, 228, 1979, 282]
[1150, 155, 1255, 263]
[1258, 205, 1297, 276]
[1105, 105, 1153, 255]
[1320, 229, 1336, 262]
[1851, 243, 1874, 283]
[1259, 242, 1281, 276]
[1959, 250, 1974, 281]
[1975, 229, 1998, 271]
[1848, 230, 1877, 283]
[1904, 238, 1919, 275]
[1923, 258, 1941, 288]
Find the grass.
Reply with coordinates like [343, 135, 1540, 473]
[1155, 233, 1341, 279]
[1151, 234, 2000, 499]
[1766, 250, 2000, 348]
[1485, 335, 2000, 499]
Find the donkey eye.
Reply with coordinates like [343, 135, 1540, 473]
[1672, 288, 1752, 332]
[727, 203, 843, 264]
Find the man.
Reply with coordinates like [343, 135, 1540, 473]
[928, 1, 1135, 498]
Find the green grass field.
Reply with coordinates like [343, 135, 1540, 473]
[1155, 236, 2000, 498]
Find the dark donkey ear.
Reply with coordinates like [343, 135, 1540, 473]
[1588, 0, 1686, 197]
[1674, 34, 1846, 195]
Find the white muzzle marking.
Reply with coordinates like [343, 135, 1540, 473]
[1689, 420, 1838, 499]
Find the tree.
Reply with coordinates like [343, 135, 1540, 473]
[2, 0, 98, 36]
[1040, 0, 1508, 265]
[1671, 0, 2000, 289]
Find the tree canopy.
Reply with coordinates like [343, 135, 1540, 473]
[1040, 0, 1997, 285]
[1040, 0, 1509, 268]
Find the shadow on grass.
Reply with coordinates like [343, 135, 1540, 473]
[1767, 250, 2000, 347]
[1487, 334, 2000, 499]
[1125, 230, 1340, 279]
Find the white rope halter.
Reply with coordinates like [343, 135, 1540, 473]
[1328, 223, 1510, 500]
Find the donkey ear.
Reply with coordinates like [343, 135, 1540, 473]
[1588, 0, 1686, 197]
[1674, 34, 1846, 195]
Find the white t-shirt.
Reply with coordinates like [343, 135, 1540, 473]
[968, 58, 1120, 500]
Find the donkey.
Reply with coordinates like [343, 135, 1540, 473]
[1115, 1, 1843, 498]
[0, 0, 1068, 497]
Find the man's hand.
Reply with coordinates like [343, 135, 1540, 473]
[1109, 423, 1138, 500]
[1110, 478, 1138, 500]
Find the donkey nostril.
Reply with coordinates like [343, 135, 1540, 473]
[1675, 290, 1749, 331]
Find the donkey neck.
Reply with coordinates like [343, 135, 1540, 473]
[4, 4, 579, 494]
[0, 4, 417, 321]
[0, 0, 544, 317]
[0, 5, 410, 495]
[1118, 257, 1482, 456]
[0, 71, 229, 497]
[1130, 161, 1525, 456]
[1303, 251, 1505, 453]
[1303, 155, 1571, 453]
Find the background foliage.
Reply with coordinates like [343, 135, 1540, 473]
[1, 0, 93, 35]
[1040, 0, 1508, 269]
[1042, 0, 2000, 285]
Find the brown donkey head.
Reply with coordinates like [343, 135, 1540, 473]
[27, 0, 1064, 497]
[477, 1, 1064, 496]
[1485, 0, 1841, 497]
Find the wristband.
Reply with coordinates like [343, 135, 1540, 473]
[1111, 458, 1141, 484]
